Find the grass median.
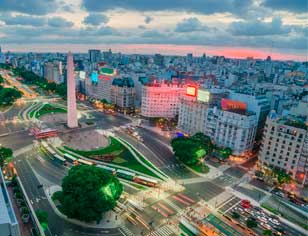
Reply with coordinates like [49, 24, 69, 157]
[63, 137, 161, 179]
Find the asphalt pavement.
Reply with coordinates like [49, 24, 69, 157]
[14, 152, 123, 236]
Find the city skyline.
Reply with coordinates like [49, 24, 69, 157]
[0, 0, 307, 61]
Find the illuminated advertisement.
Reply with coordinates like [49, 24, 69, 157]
[186, 86, 197, 97]
[91, 71, 98, 83]
[79, 71, 86, 80]
[197, 89, 210, 102]
[221, 98, 247, 111]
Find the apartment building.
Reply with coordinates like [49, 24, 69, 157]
[205, 107, 257, 156]
[110, 77, 136, 114]
[259, 111, 308, 185]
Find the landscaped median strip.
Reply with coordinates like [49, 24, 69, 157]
[58, 145, 164, 180]
[116, 137, 169, 180]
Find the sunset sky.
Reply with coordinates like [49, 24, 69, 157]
[0, 0, 307, 61]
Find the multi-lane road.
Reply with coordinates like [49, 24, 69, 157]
[1, 95, 306, 236]
[15, 152, 123, 236]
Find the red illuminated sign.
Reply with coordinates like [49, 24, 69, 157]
[186, 86, 197, 97]
[221, 98, 247, 111]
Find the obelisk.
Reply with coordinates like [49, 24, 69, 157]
[67, 51, 78, 128]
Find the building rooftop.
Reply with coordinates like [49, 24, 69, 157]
[277, 117, 308, 130]
[112, 77, 134, 87]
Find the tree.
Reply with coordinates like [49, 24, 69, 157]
[171, 137, 202, 165]
[171, 133, 214, 166]
[0, 147, 13, 167]
[0, 75, 4, 84]
[271, 167, 292, 185]
[36, 210, 48, 223]
[58, 165, 123, 222]
[36, 210, 49, 231]
[246, 218, 258, 228]
[263, 229, 272, 236]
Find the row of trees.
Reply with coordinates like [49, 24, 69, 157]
[171, 132, 232, 166]
[0, 74, 22, 106]
[12, 67, 67, 97]
[0, 85, 23, 106]
[54, 165, 123, 223]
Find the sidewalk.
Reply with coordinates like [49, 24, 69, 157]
[7, 185, 33, 236]
[45, 185, 122, 229]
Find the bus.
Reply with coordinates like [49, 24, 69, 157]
[64, 153, 78, 164]
[35, 128, 58, 139]
[134, 175, 159, 187]
[179, 218, 200, 236]
[77, 159, 93, 166]
[54, 154, 66, 165]
[116, 169, 136, 181]
[97, 165, 116, 175]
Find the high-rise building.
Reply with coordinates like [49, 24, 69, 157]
[264, 56, 273, 78]
[259, 112, 308, 186]
[141, 81, 186, 118]
[67, 52, 78, 128]
[0, 46, 6, 63]
[0, 170, 20, 236]
[85, 67, 117, 102]
[103, 49, 112, 63]
[178, 88, 227, 135]
[88, 49, 101, 63]
[110, 77, 136, 114]
[43, 61, 63, 84]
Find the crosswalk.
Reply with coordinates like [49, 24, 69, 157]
[119, 226, 134, 236]
[150, 225, 175, 236]
[164, 199, 182, 212]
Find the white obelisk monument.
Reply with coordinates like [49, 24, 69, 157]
[67, 51, 78, 128]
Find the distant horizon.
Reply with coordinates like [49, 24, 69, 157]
[2, 43, 307, 62]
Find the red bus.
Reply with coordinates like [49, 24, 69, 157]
[35, 128, 58, 139]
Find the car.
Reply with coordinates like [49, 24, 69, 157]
[254, 206, 262, 211]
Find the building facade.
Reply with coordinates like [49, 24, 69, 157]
[0, 171, 20, 236]
[229, 92, 270, 139]
[110, 77, 136, 114]
[88, 49, 101, 63]
[85, 74, 114, 102]
[141, 81, 186, 118]
[43, 61, 63, 84]
[205, 107, 257, 156]
[178, 99, 209, 135]
[259, 112, 308, 185]
[178, 88, 227, 135]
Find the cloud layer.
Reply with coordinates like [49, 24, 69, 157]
[0, 0, 306, 59]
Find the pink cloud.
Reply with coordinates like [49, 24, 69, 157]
[3, 43, 307, 61]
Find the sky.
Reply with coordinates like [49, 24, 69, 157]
[0, 0, 307, 61]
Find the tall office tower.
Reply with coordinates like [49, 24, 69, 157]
[88, 49, 101, 63]
[67, 52, 78, 128]
[0, 46, 5, 63]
